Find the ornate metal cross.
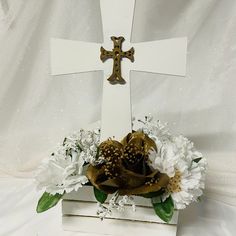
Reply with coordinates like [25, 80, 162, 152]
[100, 36, 134, 84]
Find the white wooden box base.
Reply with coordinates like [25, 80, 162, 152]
[62, 186, 178, 235]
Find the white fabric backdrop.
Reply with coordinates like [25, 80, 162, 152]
[0, 0, 236, 235]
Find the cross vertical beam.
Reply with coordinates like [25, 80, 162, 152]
[100, 0, 135, 141]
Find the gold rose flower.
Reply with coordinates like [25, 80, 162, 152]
[87, 131, 169, 195]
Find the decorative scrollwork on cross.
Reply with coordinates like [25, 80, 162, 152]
[100, 36, 134, 84]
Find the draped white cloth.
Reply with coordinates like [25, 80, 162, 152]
[0, 0, 236, 235]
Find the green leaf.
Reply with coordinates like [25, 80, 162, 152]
[95, 147, 100, 159]
[36, 192, 63, 213]
[151, 196, 174, 223]
[197, 196, 202, 202]
[63, 137, 67, 145]
[93, 187, 107, 203]
[193, 157, 202, 163]
[138, 190, 163, 198]
[76, 143, 82, 152]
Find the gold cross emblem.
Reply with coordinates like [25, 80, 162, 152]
[100, 36, 134, 84]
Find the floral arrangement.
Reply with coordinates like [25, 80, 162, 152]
[35, 116, 207, 223]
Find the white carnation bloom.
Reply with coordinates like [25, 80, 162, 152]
[149, 141, 179, 177]
[35, 128, 100, 195]
[147, 122, 207, 209]
[35, 150, 88, 195]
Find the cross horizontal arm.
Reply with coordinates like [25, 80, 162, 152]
[50, 38, 102, 75]
[121, 48, 135, 62]
[131, 37, 187, 76]
[100, 47, 113, 61]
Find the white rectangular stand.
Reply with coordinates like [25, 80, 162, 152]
[62, 186, 178, 235]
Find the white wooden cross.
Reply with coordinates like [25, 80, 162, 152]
[50, 0, 187, 142]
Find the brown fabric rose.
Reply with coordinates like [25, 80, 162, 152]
[87, 131, 169, 195]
